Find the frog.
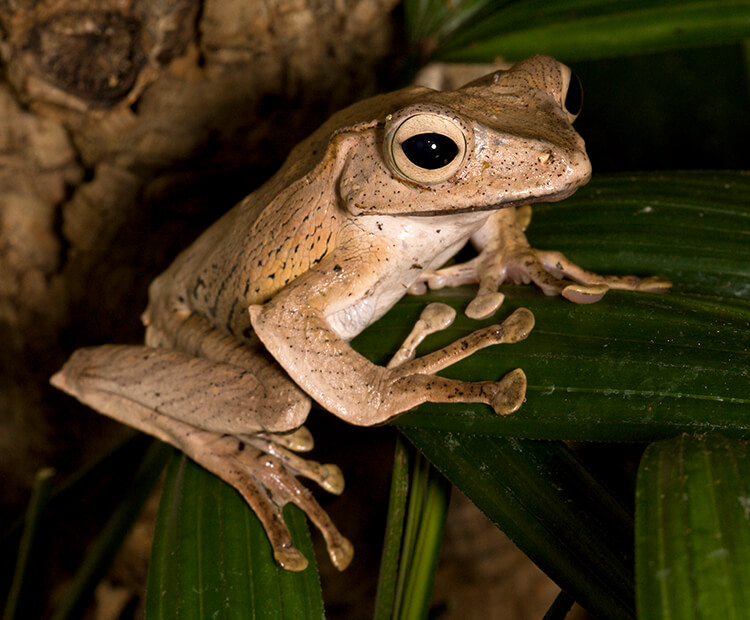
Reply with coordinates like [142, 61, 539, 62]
[51, 55, 670, 572]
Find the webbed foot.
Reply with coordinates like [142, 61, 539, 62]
[51, 346, 353, 571]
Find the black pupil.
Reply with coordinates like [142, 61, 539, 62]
[565, 72, 583, 116]
[401, 133, 458, 170]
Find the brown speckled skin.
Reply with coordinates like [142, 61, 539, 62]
[52, 56, 666, 570]
[145, 56, 589, 343]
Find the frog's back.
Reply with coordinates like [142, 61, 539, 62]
[150, 85, 430, 340]
[149, 178, 340, 340]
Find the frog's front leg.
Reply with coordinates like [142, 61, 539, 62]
[419, 207, 671, 319]
[51, 342, 353, 571]
[249, 250, 534, 425]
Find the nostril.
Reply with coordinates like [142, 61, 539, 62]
[538, 152, 552, 164]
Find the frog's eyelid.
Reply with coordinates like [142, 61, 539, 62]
[558, 65, 583, 122]
[383, 112, 468, 185]
[564, 72, 583, 120]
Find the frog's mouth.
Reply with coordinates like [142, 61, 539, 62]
[402, 183, 582, 217]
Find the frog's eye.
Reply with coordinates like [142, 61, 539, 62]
[563, 71, 583, 120]
[385, 113, 468, 184]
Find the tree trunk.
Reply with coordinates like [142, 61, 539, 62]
[0, 0, 399, 508]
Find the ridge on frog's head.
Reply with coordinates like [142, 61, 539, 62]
[332, 54, 592, 217]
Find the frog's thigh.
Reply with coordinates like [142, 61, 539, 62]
[52, 344, 353, 570]
[51, 344, 311, 436]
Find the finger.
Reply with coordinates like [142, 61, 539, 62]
[561, 283, 609, 304]
[424, 259, 479, 289]
[466, 291, 505, 320]
[387, 303, 456, 368]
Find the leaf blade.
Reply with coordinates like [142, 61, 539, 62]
[403, 0, 750, 63]
[349, 171, 750, 443]
[400, 429, 636, 618]
[636, 434, 750, 619]
[144, 451, 325, 620]
[374, 437, 411, 620]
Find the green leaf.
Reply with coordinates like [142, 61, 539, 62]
[144, 171, 747, 617]
[400, 430, 635, 618]
[368, 171, 748, 616]
[404, 0, 492, 49]
[3, 468, 55, 620]
[350, 171, 750, 442]
[145, 450, 325, 620]
[529, 171, 750, 299]
[403, 0, 750, 63]
[374, 437, 410, 620]
[393, 450, 450, 620]
[636, 434, 750, 619]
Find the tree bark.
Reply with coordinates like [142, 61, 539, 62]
[0, 0, 399, 508]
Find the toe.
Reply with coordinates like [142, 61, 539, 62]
[637, 276, 672, 293]
[329, 536, 354, 571]
[274, 546, 309, 571]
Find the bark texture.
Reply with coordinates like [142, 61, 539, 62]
[0, 0, 399, 508]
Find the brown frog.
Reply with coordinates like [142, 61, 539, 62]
[52, 55, 669, 571]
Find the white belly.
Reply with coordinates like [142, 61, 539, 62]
[325, 211, 490, 340]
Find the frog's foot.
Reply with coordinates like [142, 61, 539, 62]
[419, 247, 671, 319]
[161, 426, 353, 571]
[196, 431, 354, 571]
[51, 346, 353, 572]
[167, 424, 353, 571]
[522, 248, 671, 301]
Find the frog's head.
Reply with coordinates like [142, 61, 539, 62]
[338, 55, 592, 216]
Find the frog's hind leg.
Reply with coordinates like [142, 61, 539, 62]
[231, 435, 352, 569]
[51, 344, 353, 571]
